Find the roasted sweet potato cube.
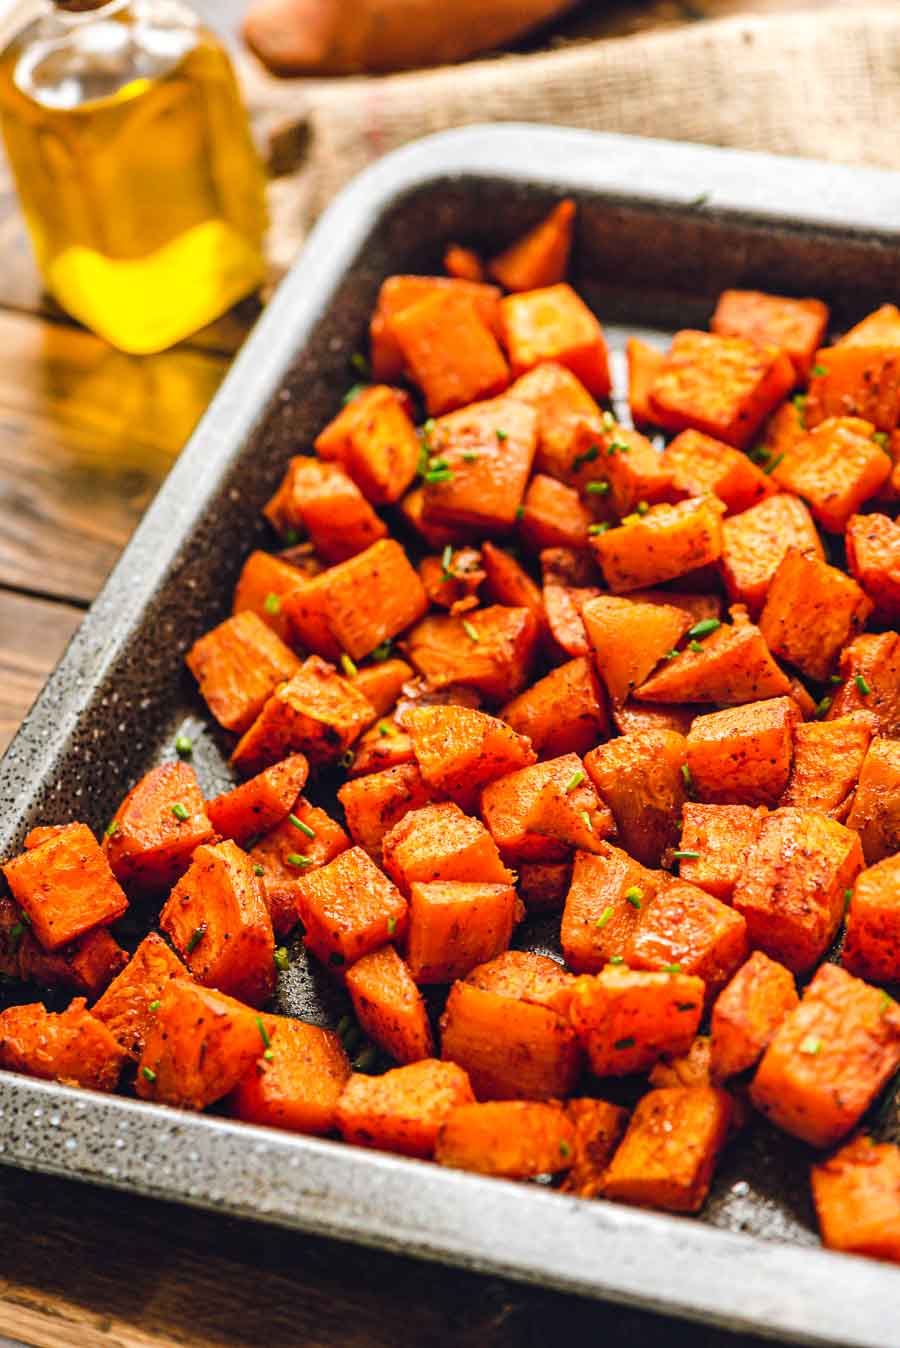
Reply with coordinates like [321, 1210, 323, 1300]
[382, 801, 512, 898]
[0, 998, 126, 1092]
[351, 658, 413, 719]
[524, 767, 614, 854]
[263, 457, 387, 562]
[720, 492, 823, 617]
[92, 932, 188, 1059]
[519, 473, 592, 550]
[231, 656, 374, 776]
[489, 200, 575, 293]
[314, 384, 420, 505]
[582, 594, 692, 708]
[392, 290, 510, 417]
[421, 395, 537, 533]
[348, 720, 415, 778]
[709, 951, 798, 1080]
[444, 244, 484, 282]
[4, 822, 128, 951]
[843, 854, 900, 983]
[648, 1034, 714, 1090]
[479, 542, 546, 637]
[509, 361, 600, 484]
[206, 754, 309, 843]
[501, 657, 610, 759]
[231, 1015, 350, 1134]
[404, 605, 539, 703]
[733, 807, 863, 973]
[627, 338, 665, 428]
[846, 737, 900, 864]
[676, 803, 768, 902]
[603, 1086, 732, 1213]
[539, 546, 603, 656]
[436, 1099, 575, 1178]
[480, 756, 583, 865]
[232, 549, 306, 645]
[18, 925, 128, 1000]
[137, 979, 277, 1111]
[781, 715, 874, 817]
[345, 945, 434, 1064]
[419, 547, 485, 611]
[613, 701, 702, 737]
[338, 762, 435, 862]
[759, 396, 807, 463]
[406, 880, 518, 984]
[569, 967, 705, 1077]
[827, 633, 900, 738]
[561, 845, 664, 974]
[285, 539, 428, 663]
[711, 289, 829, 382]
[103, 762, 214, 897]
[584, 729, 687, 866]
[771, 417, 891, 533]
[805, 346, 900, 432]
[250, 796, 349, 937]
[590, 497, 724, 593]
[759, 547, 873, 683]
[626, 880, 748, 999]
[294, 846, 408, 971]
[664, 429, 776, 514]
[160, 840, 275, 1007]
[370, 275, 502, 383]
[405, 704, 535, 812]
[440, 977, 581, 1100]
[840, 303, 900, 348]
[751, 963, 900, 1148]
[559, 1098, 629, 1198]
[186, 611, 300, 735]
[574, 420, 679, 517]
[398, 484, 467, 550]
[812, 1136, 900, 1262]
[846, 512, 900, 624]
[686, 697, 799, 807]
[501, 284, 611, 398]
[465, 950, 576, 1014]
[635, 605, 790, 706]
[517, 861, 573, 913]
[336, 1058, 474, 1157]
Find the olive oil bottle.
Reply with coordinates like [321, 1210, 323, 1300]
[0, 1, 267, 353]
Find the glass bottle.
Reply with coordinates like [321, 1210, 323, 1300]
[0, 0, 267, 353]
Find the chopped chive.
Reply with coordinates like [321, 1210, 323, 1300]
[495, 428, 508, 442]
[765, 452, 786, 475]
[148, 999, 161, 1012]
[614, 1037, 636, 1050]
[815, 696, 832, 719]
[274, 947, 290, 972]
[441, 544, 454, 577]
[625, 886, 643, 909]
[607, 440, 631, 456]
[636, 501, 650, 516]
[253, 864, 265, 877]
[749, 445, 772, 465]
[872, 430, 889, 449]
[515, 505, 525, 521]
[462, 451, 480, 463]
[688, 618, 721, 639]
[579, 810, 593, 832]
[855, 673, 871, 696]
[596, 905, 615, 930]
[283, 529, 300, 546]
[844, 887, 853, 911]
[585, 480, 610, 496]
[688, 641, 703, 654]
[421, 418, 436, 445]
[462, 620, 480, 643]
[342, 382, 368, 406]
[340, 653, 358, 679]
[264, 592, 281, 616]
[830, 674, 843, 684]
[559, 1139, 571, 1159]
[9, 922, 23, 949]
[291, 815, 316, 839]
[387, 915, 398, 936]
[424, 468, 453, 484]
[673, 850, 701, 861]
[601, 411, 617, 432]
[573, 444, 600, 470]
[681, 763, 694, 793]
[286, 852, 312, 869]
[186, 923, 207, 954]
[105, 820, 118, 839]
[19, 910, 31, 926]
[256, 1016, 271, 1050]
[588, 523, 610, 536]
[564, 769, 585, 793]
[879, 991, 892, 1016]
[664, 649, 679, 661]
[370, 640, 392, 662]
[141, 1066, 157, 1083]
[663, 964, 683, 975]
[341, 750, 355, 768]
[263, 1048, 275, 1062]
[812, 364, 827, 378]
[428, 456, 450, 472]
[174, 735, 193, 759]
[377, 720, 396, 738]
[799, 1035, 822, 1056]
[350, 352, 370, 377]
[171, 802, 190, 822]
[608, 955, 625, 965]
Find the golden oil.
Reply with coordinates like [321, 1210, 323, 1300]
[0, 1, 267, 353]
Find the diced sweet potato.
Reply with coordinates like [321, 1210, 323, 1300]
[398, 484, 468, 551]
[560, 1097, 630, 1198]
[812, 1136, 900, 1262]
[502, 363, 597, 483]
[231, 656, 374, 776]
[664, 429, 775, 515]
[501, 284, 611, 398]
[436, 1100, 576, 1178]
[627, 338, 665, 428]
[92, 933, 188, 1058]
[232, 550, 306, 645]
[501, 657, 610, 759]
[338, 762, 435, 862]
[590, 497, 724, 593]
[758, 397, 807, 464]
[570, 420, 679, 517]
[846, 512, 900, 624]
[406, 880, 518, 984]
[711, 289, 829, 381]
[392, 290, 510, 416]
[370, 275, 502, 383]
[479, 542, 546, 636]
[137, 978, 277, 1111]
[676, 803, 768, 902]
[648, 1034, 714, 1090]
[405, 703, 535, 812]
[846, 737, 900, 864]
[250, 796, 350, 937]
[635, 605, 790, 706]
[517, 861, 573, 913]
[419, 547, 485, 612]
[206, 754, 309, 843]
[421, 395, 537, 534]
[539, 546, 603, 656]
[465, 950, 576, 1015]
[519, 473, 592, 550]
[603, 1086, 732, 1213]
[345, 944, 434, 1063]
[686, 697, 799, 807]
[383, 801, 512, 895]
[231, 1015, 350, 1134]
[22, 825, 68, 850]
[805, 345, 900, 433]
[488, 200, 575, 293]
[4, 822, 128, 952]
[649, 330, 794, 448]
[751, 963, 900, 1148]
[335, 1058, 474, 1158]
[440, 977, 581, 1100]
[826, 633, 900, 738]
[733, 807, 863, 973]
[781, 715, 874, 816]
[444, 244, 485, 283]
[771, 417, 891, 533]
[186, 611, 300, 736]
[314, 384, 420, 505]
[582, 593, 692, 707]
[561, 845, 664, 974]
[710, 951, 798, 1079]
[626, 880, 749, 999]
[614, 702, 705, 737]
[524, 765, 614, 855]
[720, 492, 823, 617]
[160, 840, 275, 1007]
[351, 658, 413, 719]
[18, 925, 128, 1000]
[0, 998, 126, 1092]
[843, 853, 900, 983]
[105, 763, 214, 899]
[569, 967, 705, 1076]
[404, 605, 539, 703]
[760, 547, 873, 683]
[584, 729, 687, 866]
[348, 720, 415, 778]
[294, 846, 408, 971]
[480, 756, 584, 865]
[263, 457, 387, 562]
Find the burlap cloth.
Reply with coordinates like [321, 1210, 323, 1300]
[234, 4, 900, 274]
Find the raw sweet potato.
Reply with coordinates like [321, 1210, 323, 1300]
[843, 853, 900, 983]
[771, 416, 891, 533]
[581, 593, 692, 707]
[685, 697, 800, 807]
[811, 1136, 900, 1262]
[627, 338, 665, 428]
[635, 605, 790, 706]
[436, 1100, 576, 1177]
[444, 244, 485, 283]
[845, 512, 900, 624]
[560, 845, 664, 974]
[584, 729, 687, 867]
[338, 762, 435, 861]
[590, 497, 724, 594]
[720, 492, 823, 617]
[206, 754, 310, 843]
[732, 807, 863, 973]
[263, 456, 387, 562]
[709, 951, 798, 1080]
[103, 762, 214, 896]
[4, 822, 128, 952]
[351, 658, 414, 718]
[392, 290, 510, 417]
[508, 361, 600, 484]
[250, 796, 350, 937]
[750, 963, 900, 1148]
[335, 1058, 474, 1158]
[0, 998, 126, 1092]
[760, 548, 873, 683]
[569, 966, 705, 1077]
[846, 737, 900, 864]
[676, 803, 768, 902]
[406, 880, 519, 984]
[382, 801, 512, 895]
[489, 201, 576, 293]
[231, 1015, 350, 1134]
[804, 345, 900, 433]
[559, 1097, 630, 1198]
[405, 703, 535, 811]
[603, 1086, 732, 1213]
[186, 610, 301, 735]
[92, 932, 188, 1059]
[345, 944, 434, 1063]
[314, 384, 420, 505]
[403, 605, 539, 702]
[500, 284, 611, 398]
[826, 632, 900, 738]
[160, 840, 275, 1007]
[369, 275, 502, 383]
[501, 657, 610, 759]
[711, 289, 829, 382]
[781, 715, 874, 817]
[480, 755, 587, 865]
[421, 395, 538, 534]
[232, 549, 306, 646]
[294, 846, 408, 971]
[517, 861, 573, 913]
[625, 880, 749, 1000]
[519, 473, 593, 550]
[663, 429, 776, 515]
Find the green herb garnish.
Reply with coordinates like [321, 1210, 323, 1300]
[673, 850, 701, 861]
[462, 620, 480, 643]
[596, 905, 614, 930]
[264, 593, 281, 616]
[625, 886, 643, 909]
[186, 923, 207, 954]
[174, 735, 193, 759]
[688, 618, 721, 639]
[171, 803, 189, 822]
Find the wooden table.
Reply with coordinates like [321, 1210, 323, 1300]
[0, 3, 844, 1344]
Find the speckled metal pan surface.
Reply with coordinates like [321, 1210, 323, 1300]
[0, 126, 899, 1346]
